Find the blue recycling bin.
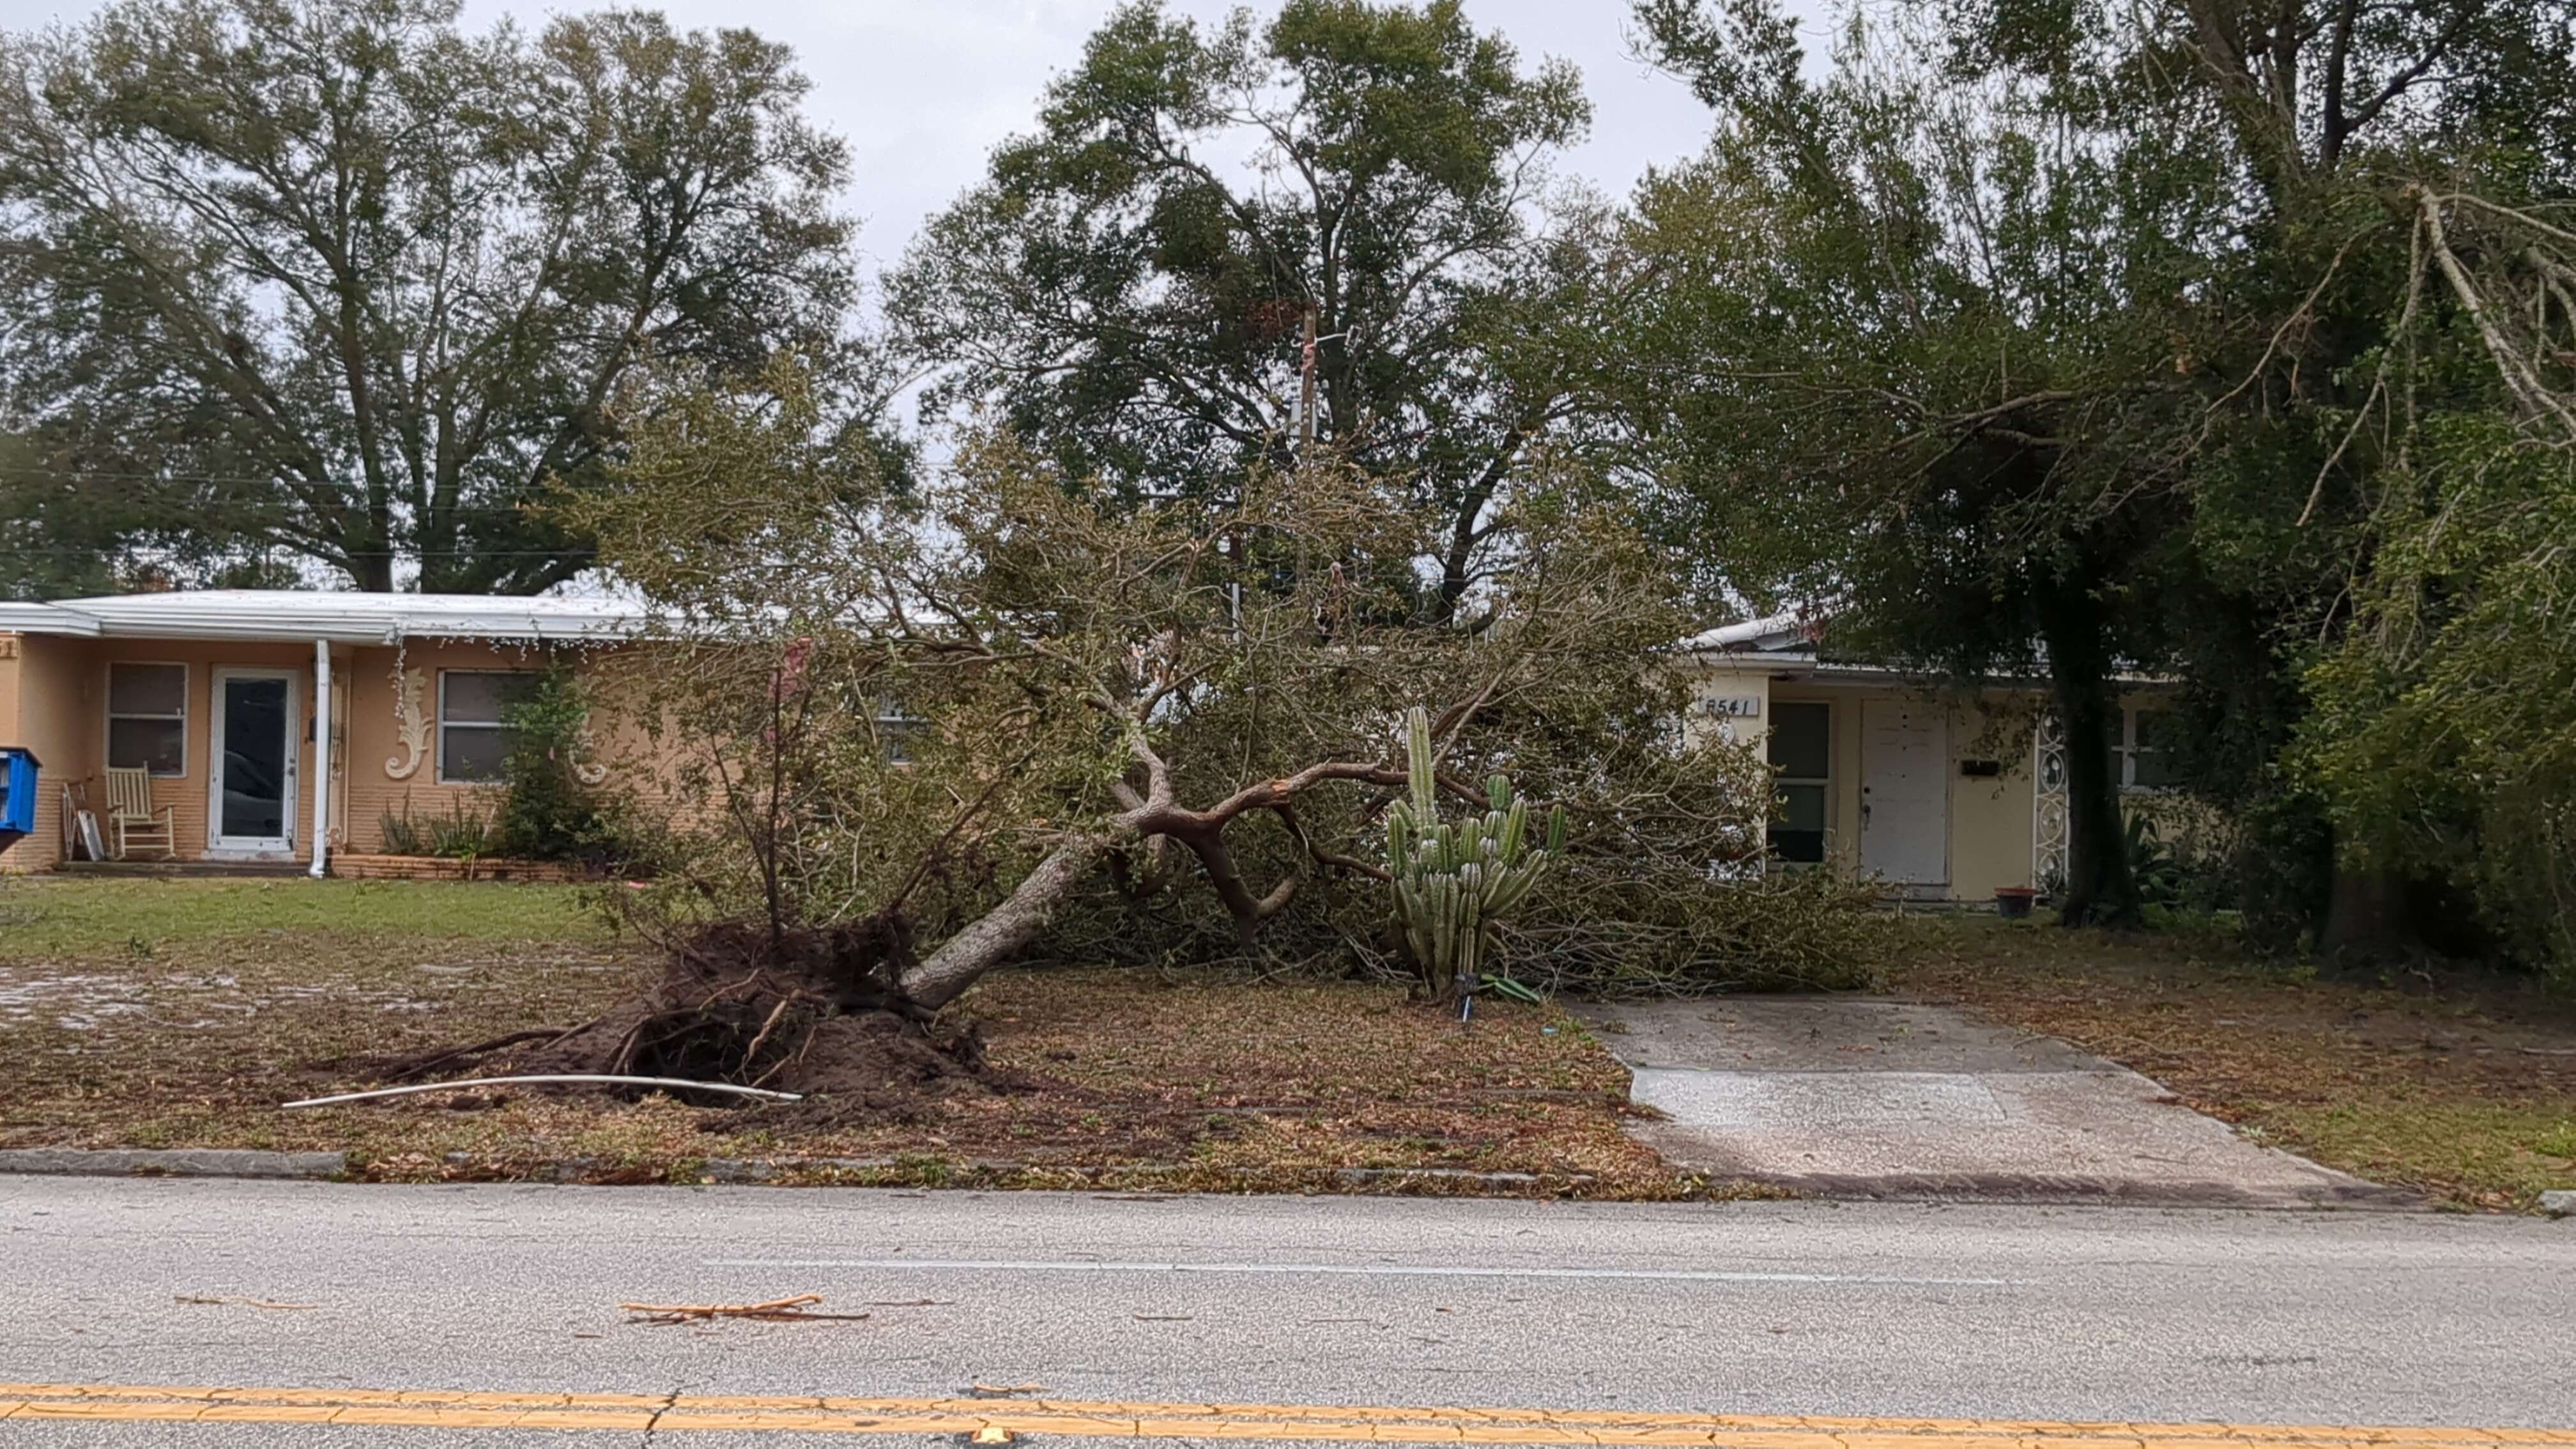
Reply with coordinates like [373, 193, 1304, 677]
[0, 747, 40, 858]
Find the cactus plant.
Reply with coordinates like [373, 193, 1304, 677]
[1384, 706, 1566, 1001]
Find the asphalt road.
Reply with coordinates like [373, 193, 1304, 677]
[1, 1176, 2570, 1445]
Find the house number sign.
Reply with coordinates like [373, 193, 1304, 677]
[1699, 694, 1762, 717]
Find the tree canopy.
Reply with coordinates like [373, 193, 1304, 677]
[1613, 1, 2242, 924]
[1621, 0, 2576, 965]
[888, 0, 1606, 617]
[0, 0, 862, 592]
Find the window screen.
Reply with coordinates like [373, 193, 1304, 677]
[1767, 702, 1831, 864]
[438, 671, 534, 784]
[107, 663, 187, 776]
[2129, 707, 2177, 789]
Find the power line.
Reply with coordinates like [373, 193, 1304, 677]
[0, 464, 590, 515]
[0, 541, 592, 551]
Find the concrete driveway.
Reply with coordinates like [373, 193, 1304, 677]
[1579, 996, 2414, 1208]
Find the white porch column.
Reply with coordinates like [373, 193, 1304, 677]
[309, 638, 332, 878]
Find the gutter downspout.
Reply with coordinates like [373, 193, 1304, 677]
[309, 638, 332, 879]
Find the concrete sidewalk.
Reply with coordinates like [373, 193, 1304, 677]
[1580, 997, 2416, 1208]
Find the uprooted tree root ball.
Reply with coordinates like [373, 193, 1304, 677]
[341, 919, 1025, 1127]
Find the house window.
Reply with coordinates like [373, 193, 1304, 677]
[2112, 705, 2177, 790]
[875, 696, 924, 765]
[1768, 701, 1831, 864]
[107, 662, 188, 776]
[437, 671, 535, 784]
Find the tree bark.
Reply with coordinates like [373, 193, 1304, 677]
[2317, 864, 2416, 960]
[2037, 578, 2144, 929]
[896, 835, 1115, 1009]
[893, 753, 1429, 1009]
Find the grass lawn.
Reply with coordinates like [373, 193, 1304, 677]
[10, 878, 2569, 1208]
[1888, 914, 2576, 1211]
[0, 877, 1672, 1195]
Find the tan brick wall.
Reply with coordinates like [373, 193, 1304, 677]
[0, 629, 783, 873]
[0, 632, 683, 870]
[0, 632, 105, 871]
[342, 640, 509, 852]
[329, 852, 590, 882]
[337, 638, 683, 855]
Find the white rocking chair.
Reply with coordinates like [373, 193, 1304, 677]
[104, 767, 177, 861]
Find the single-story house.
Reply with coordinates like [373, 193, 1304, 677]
[0, 590, 648, 873]
[1683, 613, 2177, 902]
[0, 590, 2174, 900]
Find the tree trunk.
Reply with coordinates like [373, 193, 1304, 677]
[2037, 581, 2143, 929]
[896, 836, 1114, 1009]
[2317, 864, 2414, 960]
[2052, 678, 2140, 928]
[348, 548, 397, 593]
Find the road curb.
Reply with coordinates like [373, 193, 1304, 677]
[0, 1148, 347, 1180]
[2540, 1189, 2575, 1217]
[693, 1157, 1602, 1192]
[0, 1148, 1620, 1196]
[1716, 1167, 2432, 1212]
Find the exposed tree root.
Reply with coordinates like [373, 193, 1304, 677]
[335, 916, 1018, 1124]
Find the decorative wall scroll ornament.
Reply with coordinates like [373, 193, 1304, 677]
[385, 667, 431, 780]
[571, 714, 610, 786]
[2032, 709, 2070, 891]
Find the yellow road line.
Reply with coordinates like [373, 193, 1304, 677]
[0, 1384, 2565, 1444]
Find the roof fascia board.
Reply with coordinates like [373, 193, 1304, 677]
[0, 602, 103, 636]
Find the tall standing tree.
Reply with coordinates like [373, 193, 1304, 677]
[0, 0, 861, 593]
[1618, 1, 2244, 925]
[2154, 0, 2576, 961]
[1626, 0, 2576, 958]
[887, 0, 1602, 618]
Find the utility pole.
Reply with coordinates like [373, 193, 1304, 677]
[1298, 305, 1319, 459]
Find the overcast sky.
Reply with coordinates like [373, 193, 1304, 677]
[0, 0, 1839, 275]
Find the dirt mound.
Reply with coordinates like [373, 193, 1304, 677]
[349, 917, 1018, 1124]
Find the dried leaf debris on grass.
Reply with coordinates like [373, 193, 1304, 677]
[1, 881, 1657, 1192]
[1890, 917, 2576, 1209]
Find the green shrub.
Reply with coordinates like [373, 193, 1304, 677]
[491, 669, 628, 866]
[377, 799, 496, 859]
[377, 807, 424, 856]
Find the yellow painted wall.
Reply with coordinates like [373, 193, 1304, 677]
[1692, 661, 2050, 901]
[1683, 664, 1772, 751]
[0, 632, 105, 871]
[1947, 694, 2040, 897]
[338, 639, 671, 854]
[0, 632, 678, 869]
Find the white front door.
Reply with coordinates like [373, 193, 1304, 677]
[1860, 698, 1949, 886]
[208, 668, 298, 854]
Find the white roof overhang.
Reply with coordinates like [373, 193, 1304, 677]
[0, 590, 650, 645]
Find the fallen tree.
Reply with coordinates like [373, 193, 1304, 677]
[341, 362, 1859, 1110]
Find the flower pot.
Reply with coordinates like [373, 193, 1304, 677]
[1993, 886, 2039, 920]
